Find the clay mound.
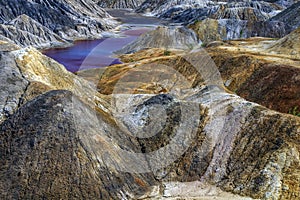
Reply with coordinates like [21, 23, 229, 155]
[267, 27, 300, 56]
[115, 26, 200, 54]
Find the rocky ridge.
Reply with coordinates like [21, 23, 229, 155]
[0, 15, 68, 48]
[136, 0, 212, 16]
[96, 0, 145, 9]
[267, 27, 300, 56]
[137, 0, 282, 20]
[0, 0, 118, 48]
[0, 27, 300, 199]
[189, 18, 286, 44]
[80, 43, 300, 199]
[270, 1, 300, 33]
[136, 0, 300, 41]
[116, 26, 200, 54]
[206, 37, 300, 114]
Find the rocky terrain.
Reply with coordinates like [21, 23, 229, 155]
[0, 15, 68, 48]
[207, 37, 300, 114]
[270, 1, 300, 33]
[116, 26, 200, 54]
[136, 0, 300, 41]
[1, 0, 299, 47]
[96, 0, 145, 9]
[0, 0, 118, 48]
[0, 0, 300, 199]
[0, 39, 300, 199]
[136, 0, 212, 16]
[189, 18, 285, 44]
[267, 27, 300, 56]
[269, 0, 300, 7]
[112, 24, 300, 114]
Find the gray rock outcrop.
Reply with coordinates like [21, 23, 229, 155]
[265, 0, 300, 7]
[0, 0, 118, 48]
[270, 1, 300, 33]
[137, 0, 282, 20]
[0, 52, 28, 123]
[0, 15, 68, 48]
[116, 26, 200, 54]
[137, 0, 287, 41]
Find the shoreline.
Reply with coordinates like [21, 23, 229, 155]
[40, 9, 164, 52]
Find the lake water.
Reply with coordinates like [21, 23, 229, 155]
[43, 27, 152, 72]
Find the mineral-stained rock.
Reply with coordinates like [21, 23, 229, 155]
[115, 26, 200, 54]
[0, 39, 20, 52]
[0, 90, 158, 199]
[0, 42, 109, 122]
[75, 49, 300, 199]
[189, 18, 286, 44]
[206, 37, 300, 114]
[0, 40, 300, 199]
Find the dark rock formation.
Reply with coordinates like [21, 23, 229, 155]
[270, 1, 300, 33]
[159, 7, 211, 24]
[0, 90, 159, 199]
